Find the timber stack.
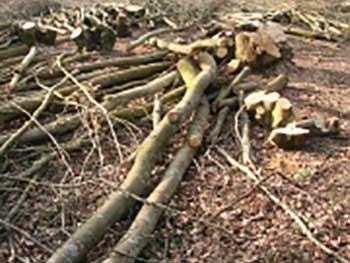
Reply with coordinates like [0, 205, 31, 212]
[0, 3, 348, 263]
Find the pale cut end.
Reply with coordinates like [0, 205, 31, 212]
[269, 127, 310, 150]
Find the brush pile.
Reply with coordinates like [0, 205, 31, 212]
[0, 3, 349, 263]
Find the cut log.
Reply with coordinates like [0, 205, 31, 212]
[271, 97, 294, 128]
[128, 27, 185, 51]
[0, 114, 80, 146]
[208, 106, 230, 143]
[168, 53, 217, 123]
[97, 24, 117, 51]
[111, 86, 186, 120]
[176, 57, 201, 89]
[16, 21, 36, 46]
[264, 74, 288, 92]
[9, 46, 38, 90]
[235, 28, 281, 67]
[225, 59, 241, 74]
[103, 70, 177, 110]
[115, 14, 131, 37]
[38, 50, 168, 80]
[244, 90, 267, 111]
[102, 98, 210, 263]
[92, 62, 171, 88]
[149, 37, 193, 55]
[268, 127, 310, 149]
[152, 93, 162, 129]
[46, 54, 216, 263]
[235, 31, 256, 65]
[213, 66, 251, 111]
[0, 62, 170, 123]
[288, 117, 340, 136]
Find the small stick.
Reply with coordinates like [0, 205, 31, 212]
[9, 46, 38, 90]
[152, 93, 162, 129]
[0, 77, 61, 158]
[218, 148, 350, 263]
[208, 106, 230, 143]
[128, 27, 186, 51]
[0, 218, 53, 254]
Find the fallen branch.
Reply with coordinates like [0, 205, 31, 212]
[128, 27, 185, 50]
[103, 70, 177, 110]
[103, 98, 210, 263]
[213, 66, 251, 110]
[152, 93, 162, 129]
[8, 46, 38, 90]
[208, 106, 230, 143]
[0, 76, 60, 157]
[46, 53, 217, 263]
[0, 218, 53, 254]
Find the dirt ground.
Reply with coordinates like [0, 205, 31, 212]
[0, 0, 350, 263]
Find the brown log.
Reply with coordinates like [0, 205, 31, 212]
[9, 46, 38, 90]
[103, 70, 177, 110]
[213, 66, 251, 111]
[268, 127, 310, 149]
[264, 74, 288, 92]
[271, 97, 294, 128]
[168, 52, 217, 123]
[102, 98, 210, 263]
[38, 50, 168, 80]
[208, 106, 230, 143]
[46, 54, 216, 263]
[176, 57, 201, 89]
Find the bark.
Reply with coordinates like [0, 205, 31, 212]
[9, 46, 38, 90]
[152, 94, 162, 129]
[90, 62, 171, 88]
[264, 74, 288, 92]
[150, 37, 232, 55]
[168, 52, 217, 123]
[216, 97, 238, 109]
[176, 57, 201, 89]
[0, 62, 170, 122]
[208, 106, 230, 143]
[288, 117, 340, 136]
[0, 83, 57, 157]
[213, 66, 251, 110]
[111, 86, 186, 120]
[128, 27, 184, 50]
[103, 98, 210, 263]
[38, 50, 168, 80]
[239, 91, 252, 165]
[0, 114, 81, 146]
[103, 70, 177, 110]
[271, 97, 294, 128]
[0, 36, 69, 60]
[46, 53, 216, 263]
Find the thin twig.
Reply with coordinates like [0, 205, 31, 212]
[213, 174, 274, 219]
[0, 218, 53, 254]
[9, 101, 74, 176]
[56, 57, 124, 163]
[217, 147, 350, 263]
[0, 73, 66, 157]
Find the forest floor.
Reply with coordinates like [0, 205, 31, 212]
[0, 1, 349, 263]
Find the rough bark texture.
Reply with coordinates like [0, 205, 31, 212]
[46, 53, 216, 263]
[103, 98, 210, 263]
[104, 70, 177, 110]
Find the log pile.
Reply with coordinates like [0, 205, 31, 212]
[0, 3, 348, 263]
